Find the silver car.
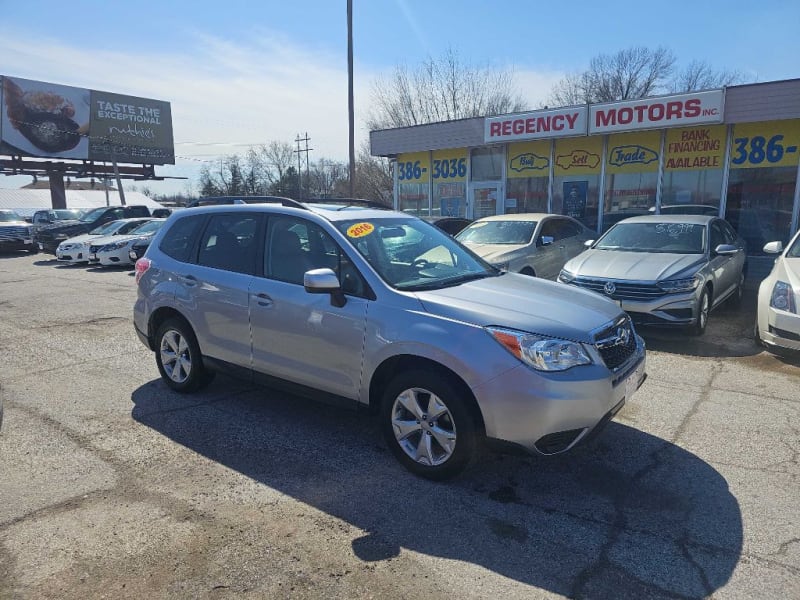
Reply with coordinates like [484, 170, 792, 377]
[559, 215, 746, 335]
[133, 201, 646, 479]
[455, 213, 593, 279]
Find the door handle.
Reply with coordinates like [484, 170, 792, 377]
[255, 292, 273, 307]
[178, 274, 197, 286]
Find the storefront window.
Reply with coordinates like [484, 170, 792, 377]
[506, 140, 550, 213]
[553, 137, 603, 231]
[660, 125, 726, 215]
[470, 146, 503, 181]
[431, 149, 468, 217]
[725, 120, 800, 254]
[603, 131, 661, 231]
[726, 167, 796, 253]
[398, 183, 430, 216]
[396, 151, 431, 215]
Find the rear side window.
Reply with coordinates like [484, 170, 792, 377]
[197, 214, 260, 274]
[160, 215, 206, 263]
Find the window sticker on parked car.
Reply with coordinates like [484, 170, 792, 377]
[655, 223, 695, 237]
[347, 222, 375, 238]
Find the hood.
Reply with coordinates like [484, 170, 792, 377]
[38, 221, 89, 237]
[60, 232, 102, 246]
[460, 241, 527, 264]
[775, 257, 800, 290]
[563, 249, 705, 281]
[91, 233, 138, 247]
[0, 219, 28, 227]
[414, 272, 622, 343]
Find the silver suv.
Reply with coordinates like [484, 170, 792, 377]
[133, 200, 646, 479]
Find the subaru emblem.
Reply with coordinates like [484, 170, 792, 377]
[604, 281, 616, 295]
[616, 326, 630, 345]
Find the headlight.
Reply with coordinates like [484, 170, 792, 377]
[770, 281, 797, 313]
[487, 327, 592, 371]
[54, 233, 70, 240]
[104, 241, 129, 251]
[657, 275, 700, 293]
[558, 269, 575, 283]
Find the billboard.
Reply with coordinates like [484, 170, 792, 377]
[1, 75, 174, 164]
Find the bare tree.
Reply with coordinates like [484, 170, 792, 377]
[249, 141, 295, 188]
[548, 47, 748, 106]
[550, 46, 677, 105]
[670, 60, 745, 92]
[367, 47, 528, 130]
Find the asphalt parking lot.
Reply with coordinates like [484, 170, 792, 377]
[1, 253, 798, 599]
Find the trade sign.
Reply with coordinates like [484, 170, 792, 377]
[590, 90, 724, 134]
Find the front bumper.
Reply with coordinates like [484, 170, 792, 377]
[473, 335, 646, 455]
[97, 248, 132, 266]
[761, 307, 800, 352]
[0, 239, 35, 251]
[56, 245, 90, 263]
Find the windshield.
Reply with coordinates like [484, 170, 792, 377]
[334, 217, 498, 291]
[80, 207, 108, 222]
[595, 222, 706, 254]
[456, 220, 537, 245]
[89, 220, 125, 235]
[129, 220, 164, 235]
[0, 211, 23, 222]
[787, 233, 800, 258]
[53, 209, 83, 220]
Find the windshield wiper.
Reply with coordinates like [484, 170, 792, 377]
[402, 271, 495, 291]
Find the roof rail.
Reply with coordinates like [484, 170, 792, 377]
[302, 198, 392, 211]
[187, 196, 308, 210]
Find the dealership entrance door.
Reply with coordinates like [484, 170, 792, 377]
[470, 183, 502, 219]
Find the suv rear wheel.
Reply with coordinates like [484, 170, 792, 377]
[155, 318, 215, 392]
[380, 370, 478, 480]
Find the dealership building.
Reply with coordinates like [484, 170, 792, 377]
[370, 78, 800, 263]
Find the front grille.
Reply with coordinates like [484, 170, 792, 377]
[572, 277, 665, 301]
[769, 325, 800, 342]
[594, 316, 638, 370]
[0, 226, 29, 241]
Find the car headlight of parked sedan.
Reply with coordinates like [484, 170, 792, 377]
[770, 281, 797, 313]
[558, 269, 576, 283]
[656, 275, 701, 293]
[491, 261, 510, 271]
[487, 326, 592, 371]
[102, 240, 131, 251]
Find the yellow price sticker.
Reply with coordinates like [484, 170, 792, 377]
[346, 222, 375, 238]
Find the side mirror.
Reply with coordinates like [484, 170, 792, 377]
[584, 239, 595, 248]
[763, 241, 783, 254]
[24, 217, 33, 223]
[304, 268, 346, 307]
[714, 244, 738, 256]
[540, 235, 554, 246]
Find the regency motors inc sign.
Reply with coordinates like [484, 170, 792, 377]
[0, 75, 174, 165]
[484, 89, 725, 143]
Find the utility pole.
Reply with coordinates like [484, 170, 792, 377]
[347, 0, 355, 197]
[294, 132, 312, 199]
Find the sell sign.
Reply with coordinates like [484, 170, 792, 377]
[590, 90, 724, 134]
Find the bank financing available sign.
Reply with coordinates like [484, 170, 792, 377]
[0, 75, 174, 164]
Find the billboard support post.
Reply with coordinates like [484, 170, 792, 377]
[112, 159, 126, 205]
[48, 172, 67, 210]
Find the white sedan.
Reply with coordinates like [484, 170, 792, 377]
[89, 219, 166, 267]
[56, 218, 153, 264]
[756, 229, 800, 354]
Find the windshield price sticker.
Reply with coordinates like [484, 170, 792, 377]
[347, 222, 375, 238]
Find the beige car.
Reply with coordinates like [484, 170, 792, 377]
[756, 229, 800, 353]
[455, 213, 593, 279]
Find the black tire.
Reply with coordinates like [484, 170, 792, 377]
[154, 318, 215, 392]
[520, 267, 536, 277]
[380, 369, 479, 480]
[690, 287, 711, 336]
[28, 246, 39, 255]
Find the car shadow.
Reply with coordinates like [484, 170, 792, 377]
[636, 289, 761, 358]
[132, 378, 743, 598]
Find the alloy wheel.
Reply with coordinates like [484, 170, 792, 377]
[391, 387, 457, 466]
[159, 329, 192, 384]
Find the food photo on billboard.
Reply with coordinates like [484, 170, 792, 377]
[0, 76, 90, 159]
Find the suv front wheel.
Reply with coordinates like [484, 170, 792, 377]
[380, 370, 478, 480]
[155, 318, 215, 392]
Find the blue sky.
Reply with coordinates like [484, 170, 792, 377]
[1, 0, 797, 195]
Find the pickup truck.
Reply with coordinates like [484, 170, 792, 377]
[34, 205, 152, 254]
